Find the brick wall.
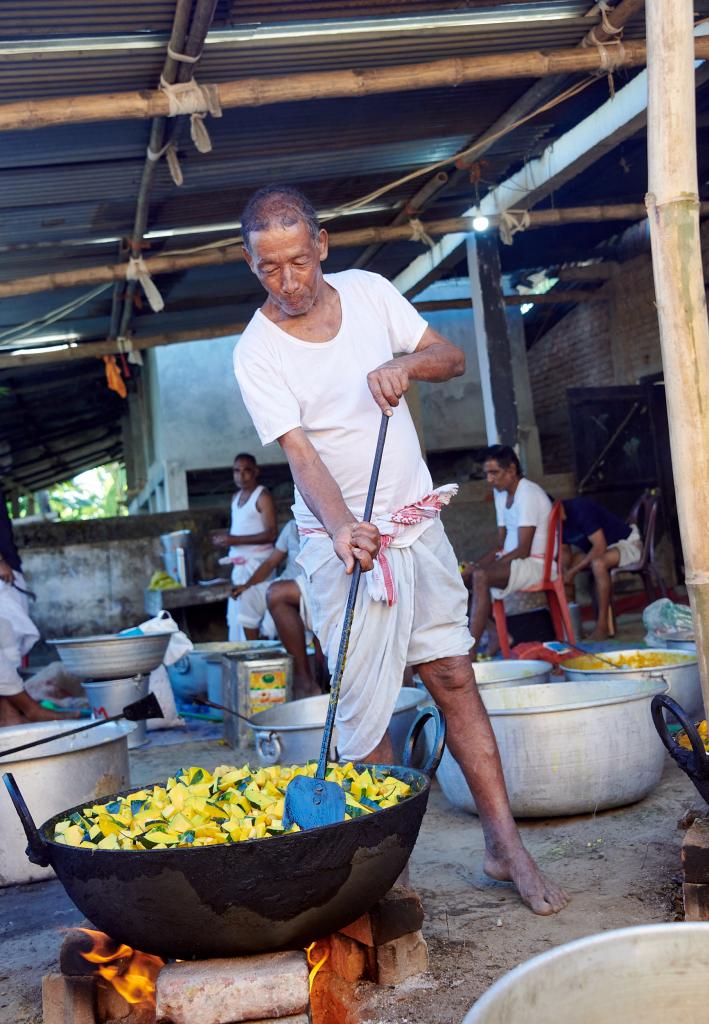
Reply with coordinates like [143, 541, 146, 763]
[529, 252, 662, 473]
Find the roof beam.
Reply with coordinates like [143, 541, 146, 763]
[3, 37, 709, 132]
[393, 21, 709, 297]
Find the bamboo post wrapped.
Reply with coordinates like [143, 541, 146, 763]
[646, 1, 709, 711]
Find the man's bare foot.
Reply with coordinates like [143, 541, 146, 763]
[484, 847, 570, 916]
[584, 627, 611, 643]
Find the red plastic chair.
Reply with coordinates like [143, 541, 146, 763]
[491, 500, 576, 659]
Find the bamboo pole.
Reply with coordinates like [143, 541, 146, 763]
[3, 203, 704, 301]
[646, 0, 709, 711]
[3, 38, 709, 132]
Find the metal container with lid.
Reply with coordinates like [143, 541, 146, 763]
[222, 649, 293, 749]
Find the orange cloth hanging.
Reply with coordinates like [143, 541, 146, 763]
[103, 355, 127, 398]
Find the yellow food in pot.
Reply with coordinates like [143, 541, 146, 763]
[52, 762, 413, 851]
[677, 720, 709, 752]
[566, 651, 690, 671]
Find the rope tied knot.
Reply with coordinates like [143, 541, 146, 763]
[408, 217, 436, 250]
[499, 209, 530, 246]
[583, 2, 626, 97]
[126, 256, 165, 313]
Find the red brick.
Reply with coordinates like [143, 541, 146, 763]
[327, 934, 370, 983]
[684, 882, 709, 921]
[310, 973, 378, 1024]
[155, 951, 309, 1024]
[682, 816, 709, 884]
[375, 930, 429, 987]
[339, 887, 424, 947]
[42, 973, 96, 1024]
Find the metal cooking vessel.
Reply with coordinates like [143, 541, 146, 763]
[436, 679, 668, 818]
[49, 633, 171, 681]
[563, 648, 703, 720]
[464, 923, 709, 1023]
[3, 707, 444, 959]
[0, 720, 132, 886]
[471, 660, 551, 688]
[250, 688, 428, 767]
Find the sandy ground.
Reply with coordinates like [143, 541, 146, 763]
[0, 728, 696, 1024]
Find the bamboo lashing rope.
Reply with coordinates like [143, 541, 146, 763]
[125, 256, 165, 312]
[499, 209, 531, 246]
[408, 218, 436, 249]
[584, 1, 627, 96]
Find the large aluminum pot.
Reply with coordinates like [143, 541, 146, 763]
[436, 678, 668, 818]
[50, 632, 170, 680]
[472, 660, 551, 688]
[0, 720, 132, 886]
[464, 923, 709, 1023]
[563, 648, 703, 720]
[251, 688, 428, 766]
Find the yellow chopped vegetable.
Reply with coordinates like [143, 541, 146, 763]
[566, 651, 691, 671]
[52, 762, 414, 851]
[678, 720, 709, 751]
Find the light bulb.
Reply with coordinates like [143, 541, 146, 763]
[472, 215, 489, 232]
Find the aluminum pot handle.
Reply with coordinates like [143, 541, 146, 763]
[2, 772, 51, 867]
[256, 731, 282, 767]
[651, 694, 709, 779]
[403, 705, 446, 777]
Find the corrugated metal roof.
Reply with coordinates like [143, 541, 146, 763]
[0, 0, 677, 491]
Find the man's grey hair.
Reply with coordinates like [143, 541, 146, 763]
[241, 185, 320, 252]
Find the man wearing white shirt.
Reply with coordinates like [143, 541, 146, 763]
[469, 446, 552, 656]
[233, 185, 567, 916]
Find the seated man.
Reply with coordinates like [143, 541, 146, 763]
[562, 496, 642, 641]
[469, 446, 552, 658]
[232, 519, 319, 697]
[0, 498, 74, 724]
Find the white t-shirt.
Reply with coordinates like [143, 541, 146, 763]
[233, 269, 432, 529]
[494, 478, 551, 559]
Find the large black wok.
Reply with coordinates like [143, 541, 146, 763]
[4, 706, 444, 960]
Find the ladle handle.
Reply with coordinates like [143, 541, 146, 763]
[651, 693, 709, 778]
[2, 772, 51, 867]
[315, 412, 389, 780]
[403, 705, 447, 777]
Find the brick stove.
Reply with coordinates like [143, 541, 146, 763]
[44, 888, 428, 1024]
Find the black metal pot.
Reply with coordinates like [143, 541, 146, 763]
[651, 693, 709, 804]
[3, 706, 445, 959]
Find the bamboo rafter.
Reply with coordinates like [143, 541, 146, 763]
[3, 38, 709, 132]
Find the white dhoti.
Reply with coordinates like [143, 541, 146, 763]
[0, 574, 40, 697]
[297, 500, 470, 761]
[227, 558, 275, 641]
[236, 576, 313, 639]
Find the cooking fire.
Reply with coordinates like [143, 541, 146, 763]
[78, 928, 164, 1008]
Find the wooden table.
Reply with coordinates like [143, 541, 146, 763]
[144, 581, 232, 640]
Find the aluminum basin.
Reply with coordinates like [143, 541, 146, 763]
[437, 679, 668, 817]
[471, 660, 551, 688]
[563, 648, 703, 720]
[49, 633, 171, 681]
[464, 923, 709, 1023]
[251, 688, 427, 766]
[0, 720, 132, 886]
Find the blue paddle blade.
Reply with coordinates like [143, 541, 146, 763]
[282, 775, 346, 831]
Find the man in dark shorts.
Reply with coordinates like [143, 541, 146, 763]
[562, 497, 641, 640]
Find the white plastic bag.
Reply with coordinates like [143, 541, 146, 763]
[147, 664, 184, 730]
[642, 598, 694, 646]
[134, 610, 193, 666]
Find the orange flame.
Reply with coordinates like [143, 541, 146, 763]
[305, 940, 330, 992]
[78, 928, 164, 1008]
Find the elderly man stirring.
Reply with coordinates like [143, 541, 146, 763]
[233, 185, 568, 916]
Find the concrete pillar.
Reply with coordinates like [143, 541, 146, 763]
[467, 231, 519, 446]
[163, 461, 189, 511]
[505, 306, 544, 478]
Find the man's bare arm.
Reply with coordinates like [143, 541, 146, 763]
[495, 525, 536, 566]
[367, 325, 465, 416]
[278, 427, 380, 573]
